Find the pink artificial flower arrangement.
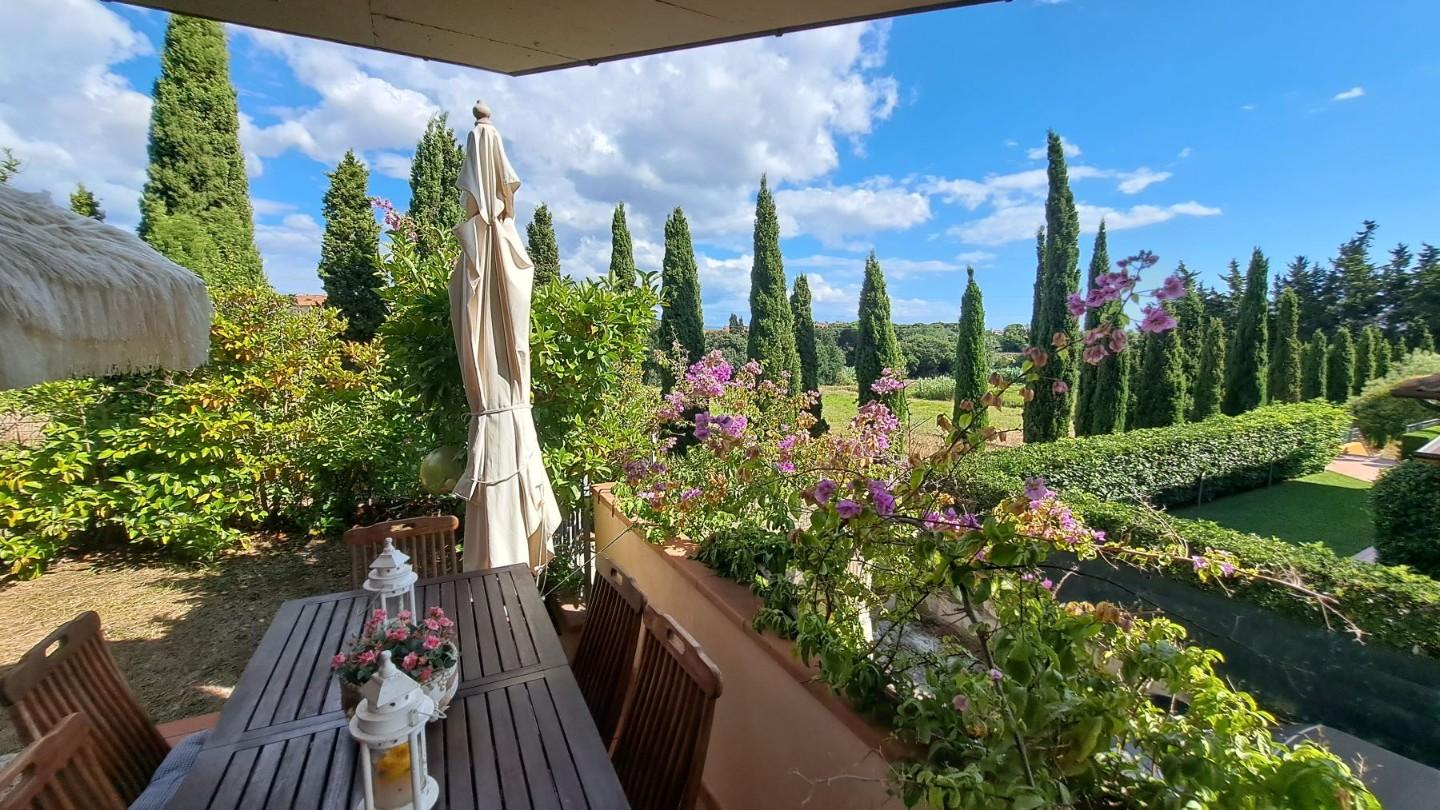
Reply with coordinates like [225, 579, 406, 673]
[332, 605, 458, 687]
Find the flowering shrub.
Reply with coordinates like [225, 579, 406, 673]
[617, 257, 1377, 808]
[332, 605, 458, 686]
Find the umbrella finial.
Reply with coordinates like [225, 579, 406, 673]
[473, 100, 492, 123]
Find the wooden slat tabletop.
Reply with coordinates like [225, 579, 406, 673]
[208, 565, 566, 746]
[174, 566, 626, 809]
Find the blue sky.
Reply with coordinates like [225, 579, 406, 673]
[3, 0, 1438, 327]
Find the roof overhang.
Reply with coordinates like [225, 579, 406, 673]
[113, 0, 1004, 75]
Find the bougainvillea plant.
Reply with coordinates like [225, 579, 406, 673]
[615, 257, 1378, 808]
[332, 605, 458, 686]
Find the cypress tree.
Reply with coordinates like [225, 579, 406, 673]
[1124, 334, 1142, 429]
[855, 252, 907, 421]
[1221, 260, 1246, 321]
[139, 14, 262, 286]
[1370, 325, 1391, 378]
[1171, 261, 1207, 396]
[1022, 131, 1082, 442]
[1354, 324, 1378, 394]
[791, 276, 824, 425]
[1191, 318, 1226, 421]
[746, 176, 800, 388]
[408, 114, 464, 257]
[1074, 222, 1108, 436]
[69, 184, 104, 221]
[1302, 330, 1328, 400]
[526, 204, 561, 284]
[1391, 337, 1407, 364]
[1412, 323, 1435, 354]
[607, 203, 637, 288]
[728, 314, 745, 333]
[1269, 287, 1303, 403]
[657, 207, 705, 366]
[318, 150, 384, 341]
[1076, 223, 1129, 435]
[953, 267, 988, 430]
[1222, 248, 1270, 415]
[1134, 303, 1187, 428]
[1326, 328, 1355, 404]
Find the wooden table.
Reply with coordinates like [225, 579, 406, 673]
[170, 565, 629, 809]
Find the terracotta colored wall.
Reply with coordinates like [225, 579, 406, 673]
[593, 486, 904, 810]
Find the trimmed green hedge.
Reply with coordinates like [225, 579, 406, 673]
[1373, 459, 1440, 578]
[956, 403, 1349, 509]
[1074, 496, 1440, 657]
[1400, 427, 1440, 460]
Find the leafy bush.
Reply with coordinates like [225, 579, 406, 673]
[1373, 459, 1440, 579]
[1075, 495, 1440, 656]
[952, 403, 1348, 509]
[0, 286, 404, 576]
[1351, 352, 1440, 446]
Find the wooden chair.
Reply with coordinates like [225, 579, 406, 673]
[0, 612, 170, 805]
[0, 713, 126, 810]
[344, 515, 460, 588]
[571, 557, 646, 746]
[609, 608, 723, 810]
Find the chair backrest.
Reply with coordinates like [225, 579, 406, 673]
[0, 613, 168, 805]
[344, 515, 460, 588]
[609, 608, 723, 810]
[0, 713, 127, 810]
[571, 557, 646, 746]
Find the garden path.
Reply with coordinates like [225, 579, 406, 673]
[1324, 454, 1397, 562]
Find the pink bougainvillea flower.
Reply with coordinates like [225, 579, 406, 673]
[1041, 578, 1055, 592]
[1024, 477, 1051, 503]
[1157, 274, 1187, 300]
[1108, 329, 1128, 353]
[1139, 305, 1178, 334]
[1065, 293, 1087, 317]
[870, 368, 909, 395]
[1221, 562, 1236, 577]
[813, 479, 837, 505]
[775, 460, 797, 473]
[1191, 555, 1208, 571]
[836, 499, 863, 519]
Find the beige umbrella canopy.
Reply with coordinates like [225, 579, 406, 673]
[0, 185, 211, 390]
[449, 101, 561, 571]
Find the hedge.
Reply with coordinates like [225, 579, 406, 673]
[1373, 459, 1440, 578]
[954, 402, 1349, 509]
[1400, 427, 1440, 460]
[1074, 496, 1440, 657]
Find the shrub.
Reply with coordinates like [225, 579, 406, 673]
[1075, 496, 1440, 656]
[1373, 459, 1440, 579]
[1351, 352, 1440, 447]
[952, 402, 1348, 509]
[906, 376, 955, 401]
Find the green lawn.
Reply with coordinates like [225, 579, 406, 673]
[1171, 471, 1375, 557]
[820, 386, 1023, 454]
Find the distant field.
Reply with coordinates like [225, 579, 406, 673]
[1171, 471, 1374, 557]
[820, 385, 1023, 453]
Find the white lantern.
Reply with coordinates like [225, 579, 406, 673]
[364, 538, 418, 620]
[349, 650, 439, 810]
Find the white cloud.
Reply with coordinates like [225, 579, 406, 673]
[251, 197, 297, 217]
[0, 0, 153, 228]
[1241, 104, 1256, 112]
[1177, 146, 1193, 159]
[1332, 86, 1365, 102]
[775, 179, 931, 248]
[955, 250, 996, 265]
[1025, 135, 1081, 160]
[1115, 168, 1172, 194]
[950, 201, 1221, 246]
[255, 212, 323, 292]
[371, 151, 412, 180]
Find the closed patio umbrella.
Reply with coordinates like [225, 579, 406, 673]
[0, 186, 210, 390]
[450, 101, 561, 571]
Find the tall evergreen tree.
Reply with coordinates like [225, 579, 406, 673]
[1302, 330, 1328, 401]
[1269, 287, 1303, 403]
[1353, 324, 1378, 395]
[727, 314, 745, 333]
[953, 267, 989, 430]
[68, 184, 104, 221]
[855, 252, 907, 420]
[317, 150, 384, 341]
[1171, 261, 1206, 397]
[1380, 244, 1413, 331]
[1326, 328, 1355, 404]
[138, 14, 262, 285]
[1191, 318, 1226, 421]
[1369, 324, 1391, 378]
[1412, 323, 1435, 354]
[1124, 333, 1142, 429]
[1333, 221, 1383, 329]
[1410, 245, 1440, 339]
[1134, 303, 1187, 429]
[408, 114, 464, 257]
[790, 276, 823, 425]
[1022, 131, 1082, 442]
[526, 204, 560, 284]
[1220, 260, 1246, 322]
[1075, 223, 1128, 435]
[746, 176, 800, 387]
[1390, 337, 1406, 365]
[1280, 256, 1325, 337]
[657, 207, 705, 368]
[1222, 248, 1270, 415]
[607, 203, 637, 288]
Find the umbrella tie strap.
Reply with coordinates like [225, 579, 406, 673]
[468, 404, 532, 418]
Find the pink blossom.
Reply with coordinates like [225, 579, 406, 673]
[357, 650, 377, 665]
[680, 487, 702, 501]
[1221, 562, 1236, 577]
[397, 610, 412, 622]
[836, 499, 863, 519]
[1023, 477, 1051, 503]
[1157, 274, 1187, 300]
[331, 654, 348, 669]
[418, 667, 433, 683]
[1108, 330, 1129, 353]
[438, 617, 453, 628]
[424, 618, 441, 631]
[371, 608, 388, 622]
[867, 479, 895, 516]
[1139, 305, 1178, 334]
[989, 668, 1003, 683]
[402, 652, 420, 670]
[775, 460, 797, 473]
[952, 694, 969, 712]
[422, 634, 442, 651]
[870, 368, 909, 395]
[1065, 293, 1087, 317]
[1041, 578, 1054, 592]
[813, 479, 837, 505]
[387, 628, 409, 642]
[1083, 344, 1108, 365]
[1052, 381, 1069, 395]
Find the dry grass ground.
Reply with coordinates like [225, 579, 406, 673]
[0, 534, 350, 753]
[820, 385, 1025, 456]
